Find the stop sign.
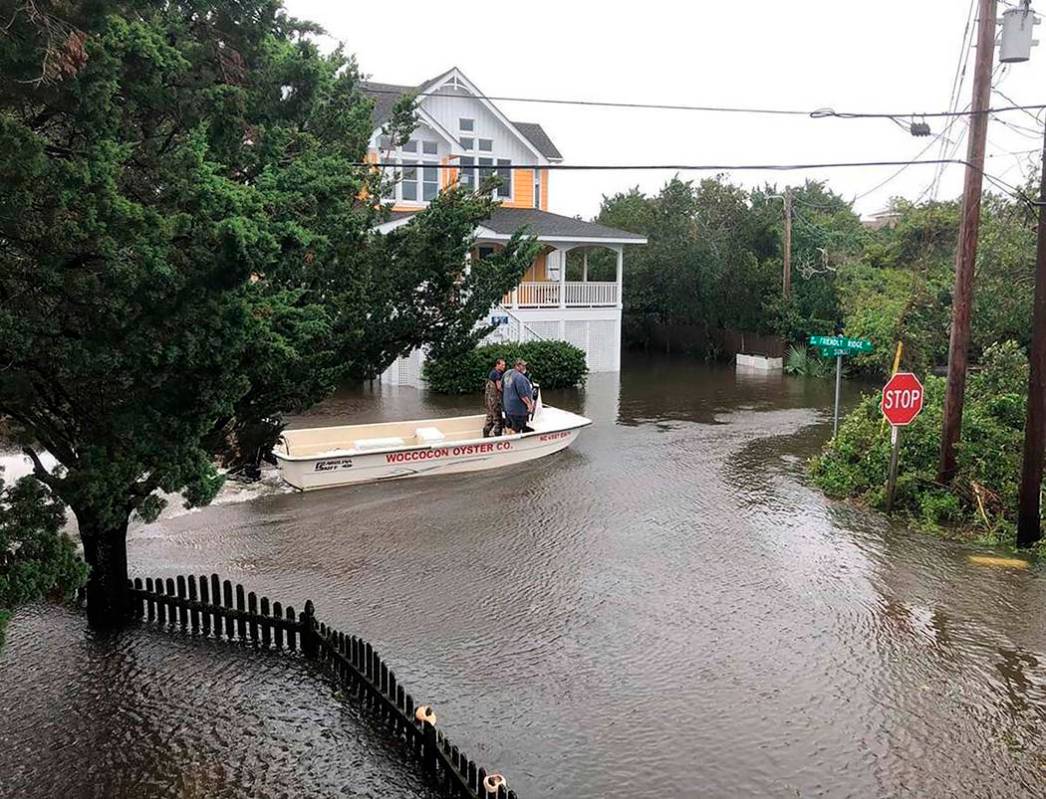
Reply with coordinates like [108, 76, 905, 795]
[881, 372, 924, 426]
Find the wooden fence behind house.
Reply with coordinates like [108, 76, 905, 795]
[127, 575, 517, 799]
[624, 318, 787, 359]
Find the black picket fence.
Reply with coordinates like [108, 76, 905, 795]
[127, 574, 518, 799]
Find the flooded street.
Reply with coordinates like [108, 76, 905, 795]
[3, 356, 1046, 797]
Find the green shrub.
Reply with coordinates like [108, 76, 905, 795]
[809, 340, 1030, 544]
[423, 340, 588, 394]
[1, 477, 87, 646]
[784, 346, 830, 378]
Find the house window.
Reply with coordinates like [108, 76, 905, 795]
[459, 137, 474, 150]
[496, 159, 512, 199]
[378, 134, 392, 150]
[401, 160, 418, 201]
[456, 157, 511, 199]
[478, 156, 494, 188]
[533, 170, 541, 208]
[384, 141, 442, 204]
[460, 118, 474, 131]
[478, 138, 493, 152]
[477, 245, 496, 260]
[422, 164, 439, 201]
[459, 156, 475, 189]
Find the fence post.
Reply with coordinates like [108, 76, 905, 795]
[301, 600, 318, 660]
[422, 720, 438, 775]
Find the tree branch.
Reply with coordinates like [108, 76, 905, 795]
[21, 446, 57, 488]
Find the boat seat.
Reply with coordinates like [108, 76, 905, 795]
[354, 436, 406, 451]
[414, 426, 445, 444]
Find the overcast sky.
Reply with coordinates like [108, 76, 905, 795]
[286, 0, 1044, 220]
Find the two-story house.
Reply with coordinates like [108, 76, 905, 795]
[363, 67, 646, 387]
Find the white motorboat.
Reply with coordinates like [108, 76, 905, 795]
[273, 394, 591, 491]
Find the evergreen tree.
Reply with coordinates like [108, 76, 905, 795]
[0, 0, 536, 626]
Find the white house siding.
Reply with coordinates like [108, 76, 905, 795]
[381, 348, 425, 387]
[482, 307, 622, 373]
[422, 86, 538, 165]
[379, 308, 621, 389]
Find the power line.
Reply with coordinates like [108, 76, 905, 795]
[791, 195, 843, 210]
[995, 87, 1046, 126]
[365, 158, 1030, 203]
[993, 115, 1043, 138]
[930, 113, 971, 200]
[364, 85, 1046, 121]
[930, 1, 977, 197]
[855, 133, 950, 202]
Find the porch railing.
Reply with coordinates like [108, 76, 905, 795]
[506, 281, 619, 308]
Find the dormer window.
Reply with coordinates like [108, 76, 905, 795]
[460, 118, 475, 131]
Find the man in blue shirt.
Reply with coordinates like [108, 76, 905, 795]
[502, 359, 534, 433]
[482, 358, 506, 437]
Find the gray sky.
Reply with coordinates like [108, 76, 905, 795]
[286, 0, 1045, 220]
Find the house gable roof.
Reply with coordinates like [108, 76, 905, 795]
[511, 122, 562, 161]
[359, 68, 562, 162]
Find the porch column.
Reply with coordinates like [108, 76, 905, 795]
[615, 246, 624, 309]
[582, 250, 588, 282]
[558, 248, 567, 309]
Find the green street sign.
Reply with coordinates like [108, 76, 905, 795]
[820, 347, 851, 357]
[809, 335, 873, 354]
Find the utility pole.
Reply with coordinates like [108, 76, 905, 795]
[938, 0, 997, 483]
[782, 189, 792, 298]
[1016, 127, 1046, 547]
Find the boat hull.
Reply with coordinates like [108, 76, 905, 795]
[275, 425, 584, 491]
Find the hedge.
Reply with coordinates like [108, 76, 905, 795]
[809, 340, 1035, 548]
[423, 340, 588, 394]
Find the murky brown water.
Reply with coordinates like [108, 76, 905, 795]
[3, 356, 1046, 798]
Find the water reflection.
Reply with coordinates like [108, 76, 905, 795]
[2, 354, 1046, 798]
[0, 604, 438, 799]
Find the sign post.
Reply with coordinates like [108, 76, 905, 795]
[809, 335, 873, 438]
[834, 354, 843, 437]
[880, 372, 925, 514]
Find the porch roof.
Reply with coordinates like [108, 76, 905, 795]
[380, 207, 647, 246]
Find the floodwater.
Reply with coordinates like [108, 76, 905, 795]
[3, 356, 1046, 798]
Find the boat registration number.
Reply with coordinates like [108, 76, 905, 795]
[314, 457, 354, 472]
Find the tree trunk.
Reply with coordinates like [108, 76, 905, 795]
[78, 514, 131, 628]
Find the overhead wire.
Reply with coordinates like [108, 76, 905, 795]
[993, 116, 1044, 138]
[362, 85, 1046, 121]
[928, 1, 977, 199]
[994, 87, 1046, 127]
[364, 158, 1031, 204]
[855, 132, 952, 203]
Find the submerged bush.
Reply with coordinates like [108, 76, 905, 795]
[423, 340, 588, 394]
[809, 340, 1029, 545]
[785, 346, 831, 378]
[0, 477, 87, 645]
